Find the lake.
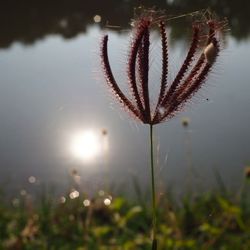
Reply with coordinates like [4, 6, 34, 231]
[0, 0, 249, 197]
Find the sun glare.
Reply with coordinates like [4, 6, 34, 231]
[70, 130, 101, 161]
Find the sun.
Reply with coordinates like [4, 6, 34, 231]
[70, 130, 101, 161]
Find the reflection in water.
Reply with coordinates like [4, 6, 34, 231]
[0, 0, 249, 49]
[70, 130, 102, 161]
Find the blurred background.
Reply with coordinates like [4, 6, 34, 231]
[0, 0, 249, 197]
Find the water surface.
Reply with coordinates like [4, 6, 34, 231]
[0, 0, 249, 196]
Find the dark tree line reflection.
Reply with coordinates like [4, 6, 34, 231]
[0, 0, 249, 48]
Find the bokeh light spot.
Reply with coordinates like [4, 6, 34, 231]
[83, 199, 91, 207]
[104, 198, 111, 206]
[93, 15, 101, 23]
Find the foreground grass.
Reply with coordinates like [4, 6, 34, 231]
[0, 180, 250, 250]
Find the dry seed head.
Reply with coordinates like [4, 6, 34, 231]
[100, 10, 226, 125]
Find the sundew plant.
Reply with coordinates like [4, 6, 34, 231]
[100, 8, 227, 250]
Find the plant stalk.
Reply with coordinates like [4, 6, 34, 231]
[150, 124, 157, 250]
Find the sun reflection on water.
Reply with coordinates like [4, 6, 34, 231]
[70, 130, 101, 161]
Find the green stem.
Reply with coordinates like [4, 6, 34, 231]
[150, 124, 157, 250]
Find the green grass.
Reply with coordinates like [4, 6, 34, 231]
[0, 179, 250, 250]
